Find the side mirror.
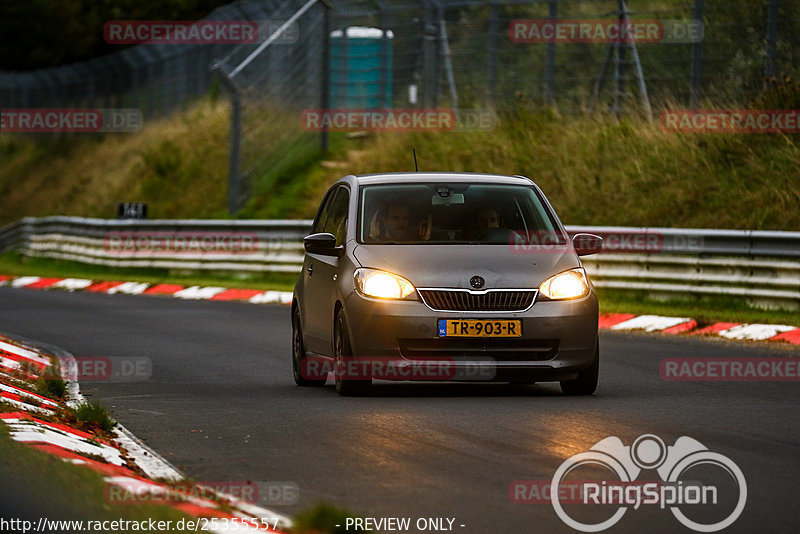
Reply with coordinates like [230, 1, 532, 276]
[572, 233, 603, 256]
[304, 232, 343, 257]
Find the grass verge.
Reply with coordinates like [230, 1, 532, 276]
[291, 502, 374, 534]
[2, 98, 800, 231]
[0, 422, 197, 529]
[597, 288, 800, 327]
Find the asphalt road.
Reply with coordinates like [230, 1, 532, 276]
[1, 286, 798, 533]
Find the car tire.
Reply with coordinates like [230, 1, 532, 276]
[334, 308, 371, 396]
[292, 308, 326, 387]
[560, 340, 599, 396]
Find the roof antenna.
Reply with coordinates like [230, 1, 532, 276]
[413, 149, 419, 172]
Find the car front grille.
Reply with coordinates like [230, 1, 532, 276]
[399, 338, 558, 362]
[418, 289, 537, 312]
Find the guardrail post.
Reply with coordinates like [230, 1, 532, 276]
[321, 0, 333, 152]
[545, 0, 557, 105]
[422, 0, 439, 108]
[213, 69, 243, 215]
[690, 0, 704, 108]
[486, 1, 498, 107]
[764, 0, 779, 80]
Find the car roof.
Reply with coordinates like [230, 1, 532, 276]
[350, 172, 534, 186]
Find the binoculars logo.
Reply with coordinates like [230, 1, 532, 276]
[550, 434, 746, 532]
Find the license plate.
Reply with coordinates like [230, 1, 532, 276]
[438, 319, 522, 338]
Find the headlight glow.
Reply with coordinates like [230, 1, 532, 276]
[355, 268, 415, 299]
[539, 268, 590, 300]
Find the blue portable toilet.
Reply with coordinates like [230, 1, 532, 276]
[330, 26, 394, 108]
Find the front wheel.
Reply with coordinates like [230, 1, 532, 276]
[334, 308, 371, 396]
[292, 308, 326, 387]
[560, 340, 599, 396]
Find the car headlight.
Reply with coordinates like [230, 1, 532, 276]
[539, 268, 590, 300]
[354, 268, 416, 299]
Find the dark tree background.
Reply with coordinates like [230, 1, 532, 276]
[0, 0, 233, 70]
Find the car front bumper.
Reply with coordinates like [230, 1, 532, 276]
[341, 290, 598, 382]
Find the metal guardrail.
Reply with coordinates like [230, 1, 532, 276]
[0, 217, 310, 273]
[1, 217, 799, 307]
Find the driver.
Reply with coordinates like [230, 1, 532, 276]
[477, 206, 500, 233]
[369, 203, 414, 241]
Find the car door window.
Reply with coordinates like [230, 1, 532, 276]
[322, 187, 349, 246]
[312, 188, 337, 234]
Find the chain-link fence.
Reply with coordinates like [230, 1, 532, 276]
[211, 0, 330, 213]
[0, 1, 282, 116]
[1, 0, 798, 211]
[330, 0, 799, 112]
[3, 0, 796, 113]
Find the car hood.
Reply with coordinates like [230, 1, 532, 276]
[352, 243, 580, 289]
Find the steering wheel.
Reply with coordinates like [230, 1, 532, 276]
[475, 227, 516, 243]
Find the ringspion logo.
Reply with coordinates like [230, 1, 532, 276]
[550, 434, 746, 532]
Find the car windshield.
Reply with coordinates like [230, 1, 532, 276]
[358, 183, 565, 245]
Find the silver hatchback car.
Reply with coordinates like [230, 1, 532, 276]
[292, 173, 602, 396]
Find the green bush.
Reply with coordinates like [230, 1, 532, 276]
[292, 503, 373, 534]
[751, 75, 800, 110]
[35, 377, 67, 400]
[71, 401, 114, 434]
